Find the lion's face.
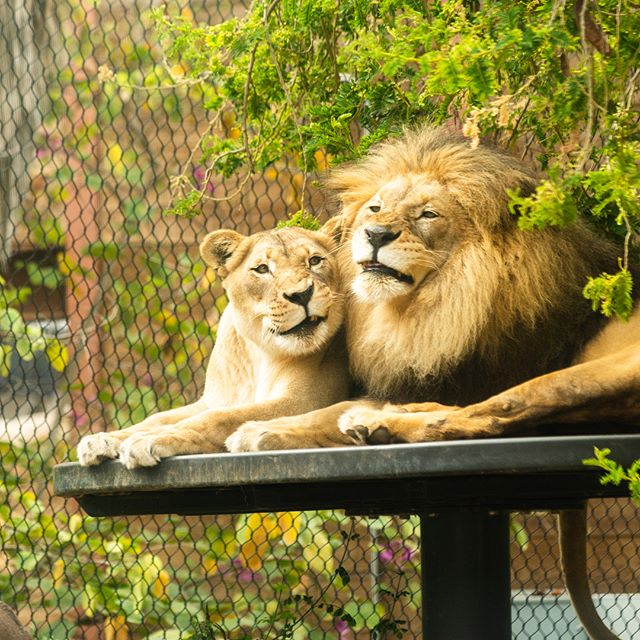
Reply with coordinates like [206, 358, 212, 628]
[201, 227, 343, 357]
[349, 174, 466, 302]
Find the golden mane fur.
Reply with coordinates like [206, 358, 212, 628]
[327, 127, 621, 404]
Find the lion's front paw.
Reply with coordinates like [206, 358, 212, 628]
[77, 433, 121, 466]
[338, 409, 404, 446]
[226, 422, 289, 452]
[119, 436, 172, 469]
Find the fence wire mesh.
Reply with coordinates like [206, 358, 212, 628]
[0, 1, 638, 639]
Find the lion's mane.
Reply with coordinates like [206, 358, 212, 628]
[329, 127, 624, 405]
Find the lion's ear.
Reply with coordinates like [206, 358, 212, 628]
[320, 215, 346, 246]
[200, 230, 246, 276]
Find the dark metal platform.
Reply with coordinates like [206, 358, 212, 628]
[54, 434, 640, 640]
[54, 435, 639, 515]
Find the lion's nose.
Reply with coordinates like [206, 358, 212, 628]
[365, 226, 400, 249]
[283, 283, 314, 307]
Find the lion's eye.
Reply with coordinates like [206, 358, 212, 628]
[308, 255, 323, 267]
[420, 208, 439, 219]
[252, 264, 269, 274]
[368, 204, 381, 213]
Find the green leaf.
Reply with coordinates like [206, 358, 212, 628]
[334, 566, 350, 587]
[276, 210, 321, 230]
[15, 336, 34, 361]
[510, 517, 529, 551]
[0, 345, 12, 377]
[0, 307, 25, 334]
[46, 339, 69, 372]
[82, 241, 121, 261]
[583, 267, 634, 321]
[86, 173, 103, 190]
[25, 263, 65, 290]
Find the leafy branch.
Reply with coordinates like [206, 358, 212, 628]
[93, 1, 640, 318]
[583, 447, 640, 506]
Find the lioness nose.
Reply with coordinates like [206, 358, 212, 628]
[365, 226, 400, 249]
[283, 283, 314, 307]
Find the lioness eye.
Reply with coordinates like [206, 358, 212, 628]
[369, 204, 381, 213]
[309, 255, 323, 266]
[421, 208, 439, 219]
[252, 264, 269, 274]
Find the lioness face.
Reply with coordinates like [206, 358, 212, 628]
[350, 174, 464, 302]
[201, 227, 343, 357]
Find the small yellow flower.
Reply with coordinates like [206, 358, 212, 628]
[97, 65, 115, 83]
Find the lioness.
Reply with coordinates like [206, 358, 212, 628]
[228, 127, 639, 640]
[77, 226, 351, 469]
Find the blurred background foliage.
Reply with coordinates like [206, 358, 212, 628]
[1, 1, 423, 637]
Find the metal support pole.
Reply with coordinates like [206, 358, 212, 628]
[420, 508, 511, 640]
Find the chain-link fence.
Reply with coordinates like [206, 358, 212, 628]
[0, 1, 638, 638]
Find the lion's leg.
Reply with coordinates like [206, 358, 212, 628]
[119, 398, 311, 468]
[226, 400, 382, 452]
[340, 345, 640, 444]
[77, 400, 208, 466]
[384, 401, 459, 413]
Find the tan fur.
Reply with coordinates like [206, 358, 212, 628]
[325, 127, 640, 433]
[77, 226, 352, 468]
[230, 127, 639, 640]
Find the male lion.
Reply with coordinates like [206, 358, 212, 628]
[230, 127, 640, 449]
[228, 127, 639, 640]
[77, 226, 351, 469]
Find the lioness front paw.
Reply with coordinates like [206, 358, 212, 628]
[338, 409, 406, 445]
[226, 422, 291, 452]
[77, 433, 121, 466]
[119, 436, 173, 469]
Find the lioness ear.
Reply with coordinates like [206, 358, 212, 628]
[200, 230, 246, 276]
[320, 215, 345, 246]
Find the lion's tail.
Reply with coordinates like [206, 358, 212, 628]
[559, 508, 621, 640]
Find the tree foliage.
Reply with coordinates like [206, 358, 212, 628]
[584, 447, 640, 506]
[133, 0, 640, 319]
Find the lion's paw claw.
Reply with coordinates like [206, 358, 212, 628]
[119, 437, 163, 469]
[77, 433, 120, 466]
[366, 425, 394, 445]
[339, 411, 380, 445]
[226, 422, 288, 452]
[342, 425, 368, 445]
[339, 410, 406, 445]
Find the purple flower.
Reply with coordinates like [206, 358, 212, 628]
[399, 545, 415, 565]
[238, 568, 255, 583]
[334, 618, 350, 639]
[379, 540, 416, 567]
[193, 166, 214, 194]
[379, 546, 394, 564]
[73, 410, 89, 427]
